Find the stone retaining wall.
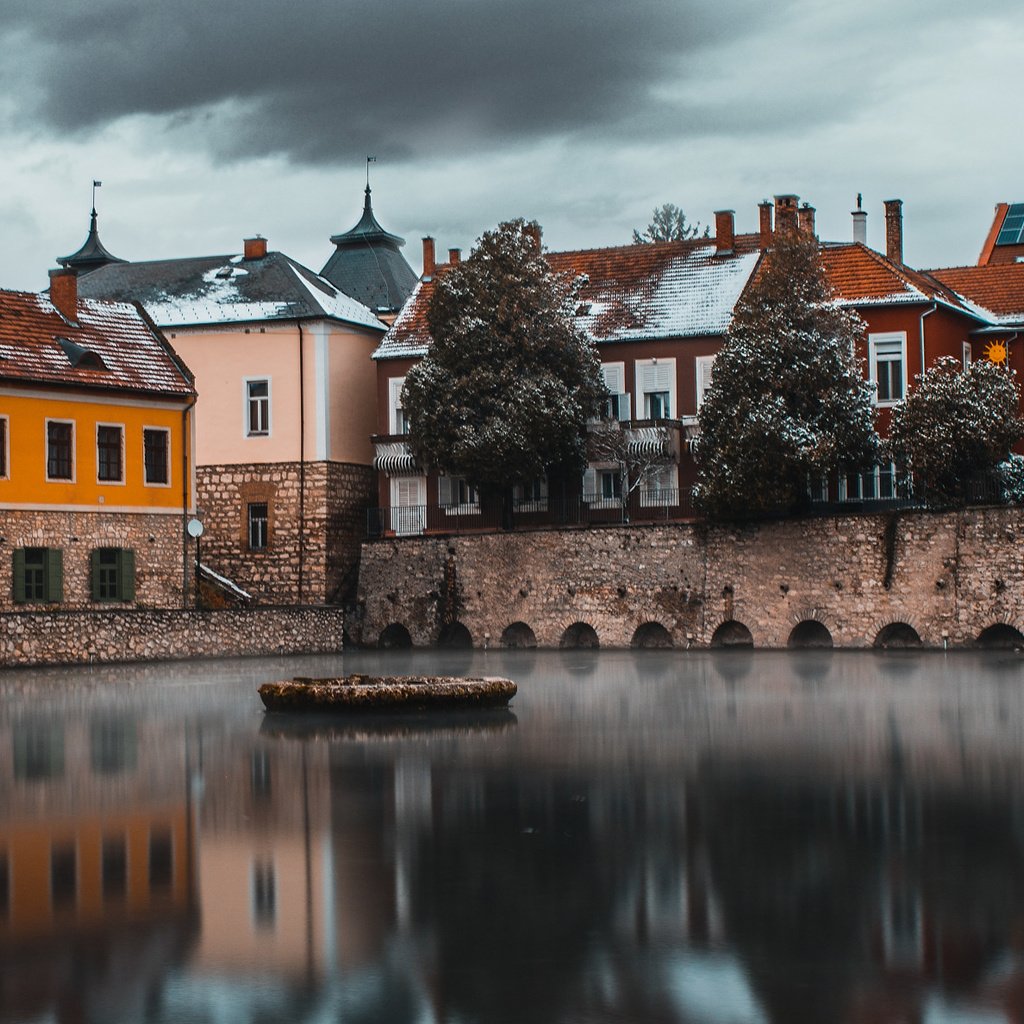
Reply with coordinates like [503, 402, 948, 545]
[0, 606, 344, 667]
[354, 507, 1024, 649]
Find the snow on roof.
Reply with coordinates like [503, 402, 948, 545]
[925, 263, 1024, 326]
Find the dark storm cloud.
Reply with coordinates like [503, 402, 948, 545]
[0, 0, 773, 163]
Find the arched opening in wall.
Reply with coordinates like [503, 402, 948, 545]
[710, 620, 753, 649]
[437, 622, 473, 649]
[631, 622, 673, 649]
[976, 623, 1024, 649]
[874, 622, 922, 649]
[501, 622, 537, 649]
[378, 623, 412, 649]
[560, 622, 600, 649]
[788, 620, 833, 649]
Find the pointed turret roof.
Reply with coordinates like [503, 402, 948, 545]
[58, 208, 126, 274]
[320, 185, 417, 316]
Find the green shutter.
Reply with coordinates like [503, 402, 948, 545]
[90, 549, 102, 602]
[119, 549, 135, 602]
[12, 549, 26, 603]
[46, 548, 63, 603]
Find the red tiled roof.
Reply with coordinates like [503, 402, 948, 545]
[820, 243, 965, 307]
[925, 263, 1024, 324]
[0, 289, 194, 397]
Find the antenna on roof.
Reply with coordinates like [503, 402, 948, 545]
[366, 155, 376, 191]
[92, 179, 102, 215]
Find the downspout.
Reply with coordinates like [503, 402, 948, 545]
[298, 321, 306, 605]
[181, 395, 197, 609]
[919, 302, 937, 383]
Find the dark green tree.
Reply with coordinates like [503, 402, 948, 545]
[632, 203, 709, 243]
[693, 231, 878, 519]
[888, 355, 1023, 505]
[402, 219, 606, 514]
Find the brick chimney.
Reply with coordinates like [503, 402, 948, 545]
[852, 193, 868, 245]
[243, 236, 267, 260]
[448, 248, 461, 265]
[48, 268, 78, 321]
[797, 202, 816, 237]
[422, 237, 436, 279]
[774, 195, 799, 236]
[714, 210, 735, 254]
[884, 199, 903, 264]
[758, 200, 774, 249]
[524, 222, 542, 253]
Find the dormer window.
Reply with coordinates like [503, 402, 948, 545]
[56, 337, 106, 371]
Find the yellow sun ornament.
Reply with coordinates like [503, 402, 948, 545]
[985, 340, 1008, 365]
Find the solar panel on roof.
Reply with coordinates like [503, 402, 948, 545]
[997, 204, 1024, 246]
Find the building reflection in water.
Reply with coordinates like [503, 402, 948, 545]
[3, 650, 1024, 1023]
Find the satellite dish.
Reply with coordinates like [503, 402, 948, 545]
[186, 518, 204, 539]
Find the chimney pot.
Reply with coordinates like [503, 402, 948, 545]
[758, 200, 774, 249]
[422, 237, 436, 278]
[884, 199, 903, 264]
[852, 203, 868, 246]
[797, 203, 816, 237]
[774, 194, 800, 236]
[48, 268, 78, 321]
[243, 236, 267, 260]
[714, 210, 735, 254]
[448, 248, 461, 265]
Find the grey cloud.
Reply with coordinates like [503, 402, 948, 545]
[1, 0, 775, 163]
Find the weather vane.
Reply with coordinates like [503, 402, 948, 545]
[92, 179, 102, 213]
[366, 156, 376, 190]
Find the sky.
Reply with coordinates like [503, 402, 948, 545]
[0, 0, 1021, 292]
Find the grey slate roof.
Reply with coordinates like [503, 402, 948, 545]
[78, 250, 385, 331]
[320, 186, 418, 315]
[58, 209, 126, 273]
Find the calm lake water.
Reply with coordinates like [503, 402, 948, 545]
[3, 648, 1024, 1024]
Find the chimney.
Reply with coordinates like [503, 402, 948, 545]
[422, 237, 436, 279]
[523, 222, 542, 253]
[774, 194, 799, 236]
[714, 210, 735, 255]
[758, 200, 774, 249]
[448, 248, 461, 265]
[884, 199, 903, 264]
[48, 268, 78, 321]
[243, 236, 267, 260]
[852, 193, 868, 245]
[797, 202, 816, 237]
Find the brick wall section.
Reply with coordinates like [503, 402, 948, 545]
[196, 461, 375, 605]
[0, 510, 188, 611]
[0, 606, 344, 666]
[354, 508, 1024, 648]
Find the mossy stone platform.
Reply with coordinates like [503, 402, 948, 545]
[259, 674, 517, 712]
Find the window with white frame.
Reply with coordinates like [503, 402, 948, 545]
[390, 475, 426, 536]
[439, 475, 480, 513]
[245, 379, 270, 436]
[0, 416, 7, 479]
[639, 464, 679, 507]
[583, 466, 622, 508]
[635, 359, 676, 420]
[841, 462, 902, 502]
[96, 424, 124, 483]
[600, 363, 630, 420]
[962, 341, 972, 370]
[513, 476, 548, 512]
[143, 428, 170, 486]
[695, 355, 716, 411]
[869, 333, 906, 405]
[46, 420, 74, 481]
[388, 377, 409, 435]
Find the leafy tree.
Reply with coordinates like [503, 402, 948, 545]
[402, 219, 606, 514]
[888, 356, 1023, 505]
[632, 203, 709, 244]
[693, 231, 878, 519]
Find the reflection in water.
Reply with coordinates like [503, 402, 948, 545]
[2, 650, 1024, 1023]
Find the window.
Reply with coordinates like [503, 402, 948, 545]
[696, 355, 716, 411]
[90, 548, 135, 602]
[46, 420, 74, 480]
[513, 476, 548, 512]
[391, 476, 426, 535]
[601, 470, 622, 502]
[149, 830, 173, 892]
[14, 721, 64, 780]
[90, 717, 136, 774]
[13, 547, 63, 603]
[869, 333, 906, 405]
[143, 428, 170, 485]
[640, 465, 679, 507]
[841, 463, 903, 502]
[439, 475, 480, 513]
[246, 379, 270, 436]
[96, 425, 123, 482]
[51, 843, 77, 912]
[635, 359, 676, 421]
[102, 836, 128, 901]
[389, 377, 409, 434]
[248, 502, 269, 550]
[252, 859, 276, 928]
[0, 416, 7, 478]
[962, 342, 972, 370]
[600, 363, 630, 420]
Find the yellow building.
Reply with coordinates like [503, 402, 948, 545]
[0, 269, 196, 609]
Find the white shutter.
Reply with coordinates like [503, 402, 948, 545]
[601, 363, 624, 393]
[388, 377, 405, 434]
[582, 467, 597, 499]
[696, 355, 716, 409]
[438, 475, 454, 506]
[637, 361, 673, 393]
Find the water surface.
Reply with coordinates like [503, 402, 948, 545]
[2, 649, 1024, 1024]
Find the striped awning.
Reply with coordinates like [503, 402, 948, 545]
[627, 426, 672, 461]
[373, 442, 419, 475]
